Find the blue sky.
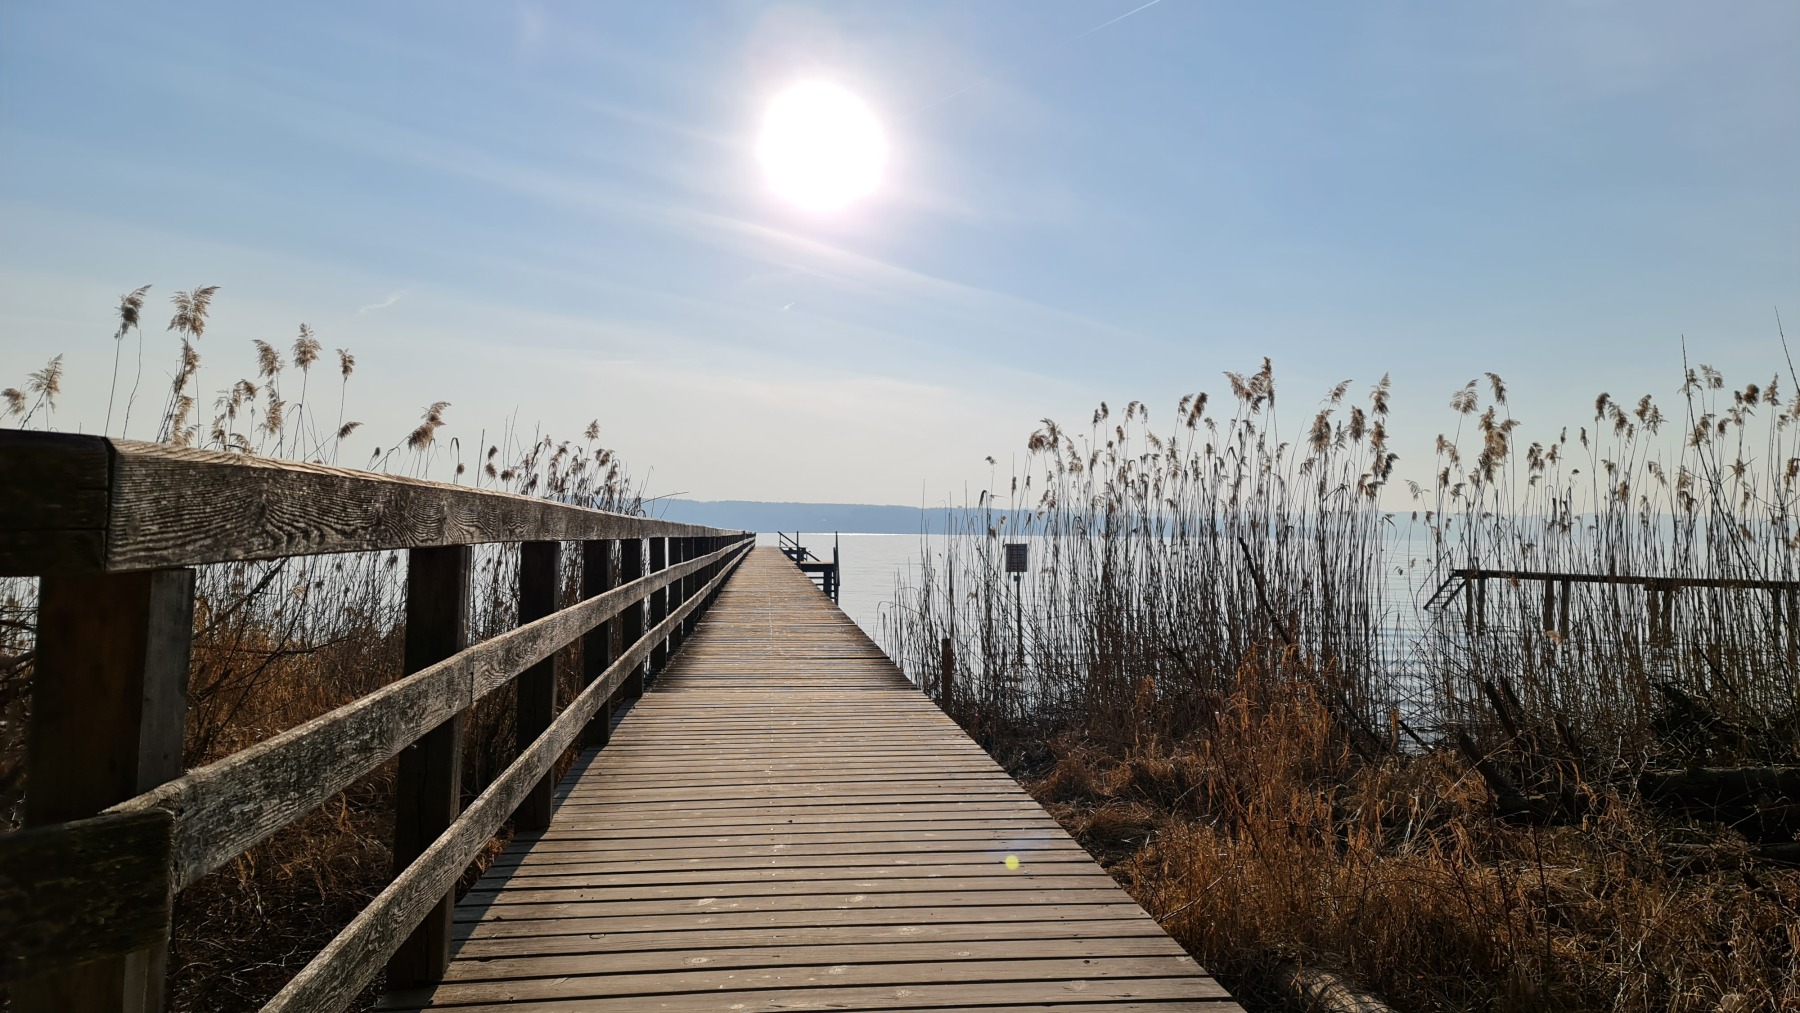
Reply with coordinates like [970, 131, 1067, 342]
[2, 1, 1795, 505]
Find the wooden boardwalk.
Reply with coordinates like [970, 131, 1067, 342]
[383, 548, 1239, 1012]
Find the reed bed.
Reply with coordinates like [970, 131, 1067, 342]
[1, 286, 646, 1010]
[885, 358, 1800, 1011]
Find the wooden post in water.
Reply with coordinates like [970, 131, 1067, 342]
[389, 545, 470, 989]
[16, 568, 194, 1013]
[581, 539, 615, 747]
[1541, 579, 1556, 635]
[619, 538, 645, 698]
[649, 537, 669, 676]
[939, 637, 956, 710]
[1558, 578, 1572, 637]
[516, 540, 560, 831]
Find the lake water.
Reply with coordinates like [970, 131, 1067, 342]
[753, 529, 1451, 714]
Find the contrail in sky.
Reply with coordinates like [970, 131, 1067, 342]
[905, 0, 1169, 119]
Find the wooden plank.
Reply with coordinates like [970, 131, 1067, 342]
[388, 544, 471, 989]
[0, 432, 743, 575]
[383, 977, 1232, 1012]
[397, 549, 1239, 1012]
[254, 546, 748, 1013]
[0, 809, 174, 984]
[452, 902, 1157, 942]
[439, 935, 1189, 983]
[0, 431, 111, 573]
[109, 540, 748, 891]
[16, 566, 193, 1013]
[393, 954, 1217, 1007]
[446, 917, 1175, 960]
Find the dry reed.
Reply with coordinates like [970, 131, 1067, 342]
[885, 357, 1800, 1011]
[0, 287, 649, 1011]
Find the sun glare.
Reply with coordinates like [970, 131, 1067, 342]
[757, 81, 886, 213]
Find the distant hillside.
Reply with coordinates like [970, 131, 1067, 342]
[651, 499, 1031, 534]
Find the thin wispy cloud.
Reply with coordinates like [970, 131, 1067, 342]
[357, 290, 406, 314]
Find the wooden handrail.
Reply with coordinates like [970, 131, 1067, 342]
[1449, 566, 1800, 592]
[0, 432, 723, 574]
[260, 544, 748, 1013]
[107, 539, 748, 891]
[0, 431, 752, 1009]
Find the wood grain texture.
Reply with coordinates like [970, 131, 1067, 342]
[110, 538, 750, 892]
[389, 545, 472, 989]
[376, 549, 1240, 1013]
[20, 566, 192, 1013]
[0, 431, 111, 574]
[255, 543, 749, 1013]
[0, 433, 743, 574]
[0, 809, 174, 983]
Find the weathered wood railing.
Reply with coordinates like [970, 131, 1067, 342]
[0, 432, 751, 1012]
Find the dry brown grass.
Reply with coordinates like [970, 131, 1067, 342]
[0, 286, 651, 1011]
[889, 358, 1800, 1011]
[1007, 670, 1800, 1011]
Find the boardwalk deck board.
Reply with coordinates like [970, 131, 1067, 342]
[382, 548, 1238, 1012]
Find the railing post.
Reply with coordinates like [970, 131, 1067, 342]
[682, 537, 701, 636]
[516, 540, 560, 831]
[619, 538, 646, 698]
[649, 537, 669, 676]
[15, 568, 194, 1013]
[389, 545, 470, 989]
[667, 537, 686, 655]
[581, 539, 615, 747]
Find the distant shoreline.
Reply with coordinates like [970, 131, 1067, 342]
[653, 499, 1031, 535]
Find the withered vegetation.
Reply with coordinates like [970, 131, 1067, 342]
[887, 357, 1800, 1011]
[1, 286, 643, 1010]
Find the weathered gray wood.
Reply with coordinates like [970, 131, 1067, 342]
[389, 545, 470, 989]
[109, 539, 748, 891]
[0, 431, 111, 573]
[580, 539, 614, 747]
[516, 540, 560, 831]
[0, 809, 174, 984]
[0, 433, 739, 575]
[619, 538, 646, 698]
[18, 566, 193, 1013]
[257, 548, 748, 1013]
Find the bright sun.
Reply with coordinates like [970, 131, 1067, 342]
[757, 81, 886, 213]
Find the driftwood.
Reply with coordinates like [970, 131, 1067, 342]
[1275, 962, 1394, 1013]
